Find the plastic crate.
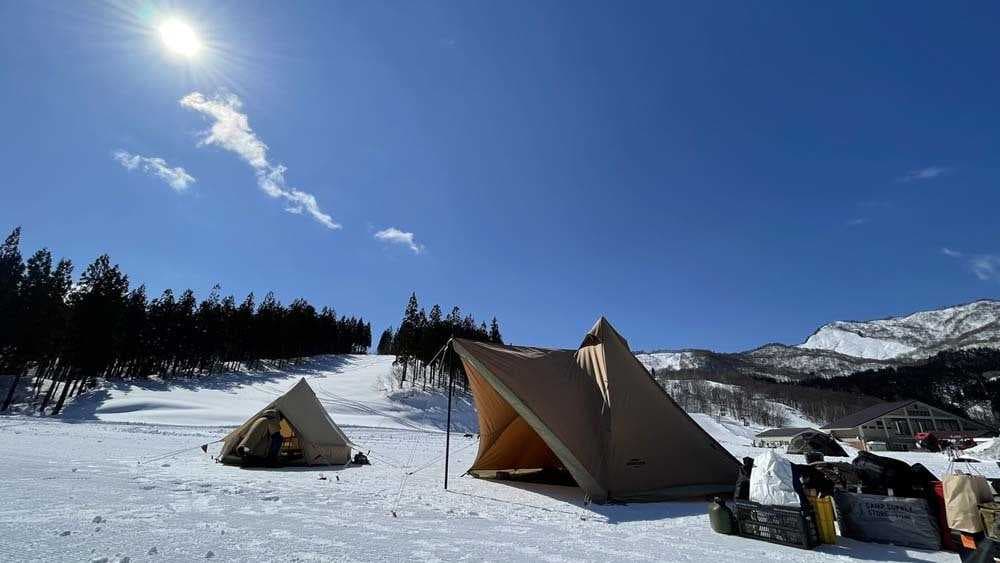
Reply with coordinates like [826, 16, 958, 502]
[732, 500, 819, 549]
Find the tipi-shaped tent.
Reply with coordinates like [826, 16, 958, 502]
[219, 378, 353, 466]
[452, 317, 738, 503]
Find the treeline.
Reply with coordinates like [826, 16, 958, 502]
[652, 367, 879, 426]
[0, 227, 371, 415]
[376, 292, 502, 391]
[800, 347, 1000, 427]
[661, 379, 789, 428]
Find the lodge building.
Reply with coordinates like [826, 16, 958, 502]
[821, 399, 993, 451]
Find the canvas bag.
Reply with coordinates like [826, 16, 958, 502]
[833, 491, 941, 551]
[943, 473, 994, 533]
[749, 451, 800, 507]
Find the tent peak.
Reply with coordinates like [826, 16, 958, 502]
[589, 316, 615, 331]
[582, 316, 629, 349]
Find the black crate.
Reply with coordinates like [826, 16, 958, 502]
[732, 500, 819, 549]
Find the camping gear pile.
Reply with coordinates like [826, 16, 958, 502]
[710, 451, 826, 549]
[710, 447, 1000, 554]
[786, 431, 849, 458]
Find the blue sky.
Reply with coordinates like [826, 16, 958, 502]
[1, 1, 998, 352]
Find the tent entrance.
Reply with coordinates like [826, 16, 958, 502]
[277, 417, 305, 465]
[465, 361, 579, 488]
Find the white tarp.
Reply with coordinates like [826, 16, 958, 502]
[749, 450, 800, 507]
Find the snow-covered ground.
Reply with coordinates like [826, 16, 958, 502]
[60, 355, 478, 433]
[1, 355, 993, 562]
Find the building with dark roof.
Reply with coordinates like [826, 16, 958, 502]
[822, 399, 993, 451]
[752, 427, 816, 448]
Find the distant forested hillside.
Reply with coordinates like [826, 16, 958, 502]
[799, 348, 1000, 427]
[0, 227, 371, 415]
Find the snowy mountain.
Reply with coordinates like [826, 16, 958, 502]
[800, 299, 1000, 360]
[641, 300, 1000, 381]
[633, 350, 702, 371]
[637, 345, 893, 381]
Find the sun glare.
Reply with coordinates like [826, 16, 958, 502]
[158, 18, 201, 58]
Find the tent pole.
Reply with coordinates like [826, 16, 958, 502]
[444, 345, 455, 490]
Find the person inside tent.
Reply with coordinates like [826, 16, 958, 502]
[237, 409, 284, 467]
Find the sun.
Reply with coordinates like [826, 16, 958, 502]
[158, 18, 202, 58]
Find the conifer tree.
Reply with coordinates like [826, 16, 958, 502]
[489, 317, 503, 344]
[376, 327, 394, 355]
[0, 227, 23, 372]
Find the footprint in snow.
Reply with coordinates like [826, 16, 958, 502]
[147, 547, 158, 555]
[262, 495, 280, 502]
[92, 516, 104, 524]
[60, 530, 72, 537]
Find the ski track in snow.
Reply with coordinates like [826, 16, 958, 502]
[0, 355, 987, 562]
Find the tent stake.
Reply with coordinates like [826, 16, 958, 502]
[444, 345, 455, 490]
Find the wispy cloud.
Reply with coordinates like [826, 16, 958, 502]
[113, 150, 195, 192]
[179, 91, 341, 230]
[941, 247, 1000, 281]
[374, 227, 424, 254]
[971, 256, 1000, 281]
[899, 166, 949, 183]
[846, 217, 869, 227]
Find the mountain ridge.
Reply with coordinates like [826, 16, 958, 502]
[638, 299, 1000, 381]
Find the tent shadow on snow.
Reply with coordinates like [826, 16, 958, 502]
[455, 480, 707, 523]
[453, 482, 940, 560]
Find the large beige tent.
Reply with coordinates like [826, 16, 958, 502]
[219, 378, 353, 466]
[452, 317, 738, 503]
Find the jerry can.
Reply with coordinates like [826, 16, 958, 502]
[708, 497, 735, 535]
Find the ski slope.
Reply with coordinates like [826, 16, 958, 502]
[0, 354, 992, 562]
[60, 355, 478, 433]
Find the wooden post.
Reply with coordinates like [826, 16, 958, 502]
[444, 345, 455, 490]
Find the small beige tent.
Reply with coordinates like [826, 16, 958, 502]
[219, 378, 352, 466]
[452, 317, 739, 503]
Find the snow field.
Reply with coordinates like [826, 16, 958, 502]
[0, 354, 990, 562]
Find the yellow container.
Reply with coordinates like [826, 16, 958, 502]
[809, 495, 837, 545]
